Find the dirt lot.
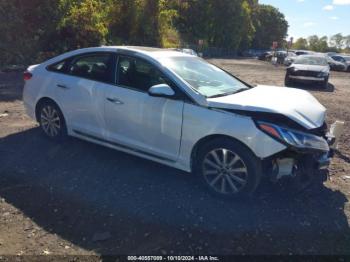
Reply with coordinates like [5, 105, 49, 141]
[0, 59, 350, 257]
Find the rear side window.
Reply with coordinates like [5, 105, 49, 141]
[68, 53, 113, 83]
[47, 60, 67, 73]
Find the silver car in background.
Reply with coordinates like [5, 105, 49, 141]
[285, 55, 330, 88]
[331, 55, 350, 72]
[284, 51, 297, 66]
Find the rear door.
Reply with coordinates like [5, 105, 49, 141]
[53, 52, 115, 137]
[103, 55, 184, 161]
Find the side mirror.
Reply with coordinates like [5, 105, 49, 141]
[148, 84, 175, 98]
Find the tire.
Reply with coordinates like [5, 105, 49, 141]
[194, 138, 262, 198]
[322, 77, 329, 89]
[38, 101, 67, 141]
[284, 74, 293, 87]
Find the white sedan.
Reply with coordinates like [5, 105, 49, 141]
[23, 46, 333, 198]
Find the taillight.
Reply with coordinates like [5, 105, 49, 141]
[23, 71, 32, 81]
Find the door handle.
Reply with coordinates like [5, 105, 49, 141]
[57, 84, 69, 89]
[106, 97, 124, 104]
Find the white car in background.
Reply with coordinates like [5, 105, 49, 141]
[23, 46, 335, 198]
[285, 55, 330, 88]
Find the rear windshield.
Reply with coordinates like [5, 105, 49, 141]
[294, 56, 328, 66]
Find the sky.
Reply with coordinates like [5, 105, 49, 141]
[259, 0, 350, 40]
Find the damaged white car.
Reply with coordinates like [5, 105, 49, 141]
[23, 46, 342, 198]
[285, 55, 330, 88]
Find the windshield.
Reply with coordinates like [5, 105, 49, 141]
[343, 56, 350, 62]
[294, 56, 328, 66]
[160, 56, 249, 98]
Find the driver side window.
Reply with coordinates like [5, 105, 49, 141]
[117, 56, 168, 92]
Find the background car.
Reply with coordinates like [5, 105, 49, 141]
[343, 55, 350, 72]
[283, 51, 297, 66]
[258, 51, 273, 61]
[285, 55, 330, 88]
[295, 50, 314, 56]
[177, 48, 198, 56]
[326, 56, 347, 71]
[331, 55, 350, 72]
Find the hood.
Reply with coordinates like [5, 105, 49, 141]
[207, 85, 326, 129]
[290, 64, 329, 72]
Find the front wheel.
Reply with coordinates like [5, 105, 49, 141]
[195, 138, 261, 198]
[322, 76, 329, 89]
[284, 74, 293, 87]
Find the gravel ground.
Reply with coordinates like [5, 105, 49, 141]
[0, 59, 350, 257]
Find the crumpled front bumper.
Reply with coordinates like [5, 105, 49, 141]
[316, 151, 332, 170]
[268, 121, 343, 182]
[289, 75, 326, 81]
[317, 120, 345, 170]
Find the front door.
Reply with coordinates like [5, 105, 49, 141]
[104, 55, 184, 161]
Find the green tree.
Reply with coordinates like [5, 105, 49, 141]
[0, 0, 61, 65]
[158, 0, 180, 47]
[175, 0, 256, 51]
[251, 4, 288, 49]
[238, 0, 256, 51]
[318, 36, 329, 52]
[107, 0, 138, 44]
[330, 33, 344, 50]
[175, 0, 212, 46]
[108, 0, 170, 47]
[292, 38, 308, 50]
[209, 0, 249, 49]
[308, 35, 319, 51]
[307, 35, 328, 52]
[131, 0, 161, 46]
[57, 0, 108, 51]
[343, 35, 350, 49]
[1, 0, 294, 65]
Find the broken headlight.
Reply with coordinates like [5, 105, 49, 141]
[257, 121, 329, 152]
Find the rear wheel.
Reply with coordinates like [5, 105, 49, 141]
[195, 138, 261, 198]
[38, 101, 67, 140]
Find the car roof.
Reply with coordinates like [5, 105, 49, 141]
[42, 46, 195, 66]
[79, 46, 193, 59]
[297, 54, 326, 58]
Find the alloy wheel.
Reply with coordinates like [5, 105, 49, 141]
[40, 105, 61, 137]
[202, 148, 248, 194]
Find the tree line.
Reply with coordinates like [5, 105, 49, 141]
[0, 0, 288, 66]
[292, 34, 350, 53]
